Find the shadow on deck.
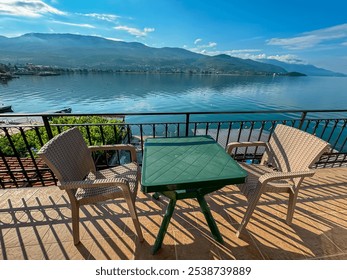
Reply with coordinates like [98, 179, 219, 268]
[1, 167, 347, 260]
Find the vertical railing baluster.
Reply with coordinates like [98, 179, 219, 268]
[327, 119, 339, 143]
[205, 122, 209, 135]
[99, 125, 106, 145]
[34, 126, 44, 146]
[235, 121, 244, 158]
[267, 121, 277, 142]
[0, 143, 18, 188]
[57, 126, 62, 134]
[253, 121, 266, 161]
[99, 125, 107, 167]
[247, 121, 254, 141]
[298, 111, 307, 129]
[225, 122, 233, 150]
[312, 120, 320, 135]
[194, 122, 198, 136]
[216, 122, 221, 142]
[152, 124, 156, 138]
[185, 113, 190, 136]
[3, 127, 30, 187]
[113, 124, 118, 143]
[126, 124, 131, 144]
[319, 120, 330, 139]
[244, 121, 255, 160]
[42, 115, 53, 140]
[19, 127, 44, 186]
[338, 132, 347, 152]
[332, 120, 347, 151]
[303, 119, 311, 132]
[140, 124, 144, 157]
[236, 121, 244, 142]
[86, 125, 92, 145]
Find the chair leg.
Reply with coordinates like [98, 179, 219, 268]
[71, 203, 80, 245]
[125, 195, 144, 242]
[286, 190, 299, 225]
[286, 180, 304, 225]
[236, 191, 262, 238]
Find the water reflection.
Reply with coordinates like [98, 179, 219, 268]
[1, 73, 347, 114]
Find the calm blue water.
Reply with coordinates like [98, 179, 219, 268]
[1, 73, 347, 150]
[1, 73, 347, 118]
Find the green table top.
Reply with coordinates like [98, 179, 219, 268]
[141, 135, 248, 193]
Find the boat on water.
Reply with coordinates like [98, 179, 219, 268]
[54, 107, 72, 113]
[0, 105, 13, 113]
[45, 107, 72, 114]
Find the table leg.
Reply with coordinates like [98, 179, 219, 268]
[152, 192, 160, 200]
[197, 195, 224, 243]
[152, 198, 176, 254]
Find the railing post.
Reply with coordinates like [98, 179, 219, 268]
[42, 115, 53, 140]
[185, 113, 190, 136]
[298, 111, 307, 130]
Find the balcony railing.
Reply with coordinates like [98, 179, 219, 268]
[1, 109, 347, 188]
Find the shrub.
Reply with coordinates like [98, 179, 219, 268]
[0, 116, 126, 157]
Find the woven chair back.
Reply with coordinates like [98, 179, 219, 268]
[265, 124, 329, 172]
[38, 127, 96, 182]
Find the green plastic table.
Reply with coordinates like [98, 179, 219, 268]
[141, 135, 248, 254]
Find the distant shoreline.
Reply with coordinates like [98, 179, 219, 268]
[2, 61, 307, 78]
[10, 68, 307, 77]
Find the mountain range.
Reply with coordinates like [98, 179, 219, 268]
[259, 59, 345, 77]
[0, 33, 344, 76]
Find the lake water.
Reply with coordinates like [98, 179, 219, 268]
[1, 73, 347, 116]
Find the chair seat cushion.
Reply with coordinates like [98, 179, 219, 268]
[75, 162, 138, 203]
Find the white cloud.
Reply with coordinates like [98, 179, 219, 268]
[51, 20, 95, 29]
[191, 48, 261, 57]
[268, 23, 347, 50]
[144, 27, 154, 33]
[201, 49, 265, 59]
[82, 13, 120, 22]
[223, 51, 306, 64]
[266, 54, 306, 64]
[227, 49, 262, 54]
[114, 25, 155, 37]
[187, 46, 307, 65]
[0, 0, 65, 17]
[196, 42, 217, 49]
[191, 39, 218, 54]
[194, 38, 202, 44]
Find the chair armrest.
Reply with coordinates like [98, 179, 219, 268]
[58, 177, 129, 190]
[227, 141, 267, 155]
[88, 144, 137, 162]
[259, 170, 315, 185]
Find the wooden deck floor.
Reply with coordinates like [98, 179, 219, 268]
[1, 167, 347, 260]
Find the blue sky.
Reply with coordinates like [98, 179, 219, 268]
[0, 0, 347, 73]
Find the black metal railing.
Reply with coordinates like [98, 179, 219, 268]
[1, 109, 347, 188]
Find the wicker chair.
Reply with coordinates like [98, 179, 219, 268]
[38, 127, 143, 245]
[227, 124, 330, 237]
